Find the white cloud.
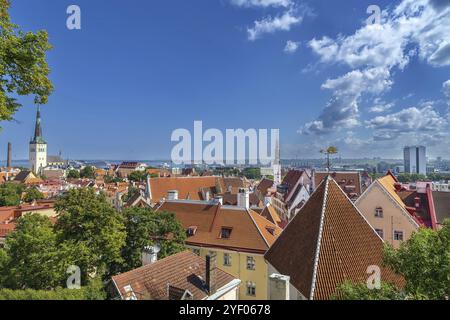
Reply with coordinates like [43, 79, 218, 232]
[366, 105, 447, 138]
[369, 99, 395, 113]
[302, 67, 392, 134]
[284, 40, 300, 53]
[301, 0, 450, 137]
[443, 79, 450, 97]
[247, 10, 302, 41]
[231, 0, 292, 7]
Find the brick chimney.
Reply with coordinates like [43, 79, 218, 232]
[7, 142, 12, 170]
[206, 252, 217, 295]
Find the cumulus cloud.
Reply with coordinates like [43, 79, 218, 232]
[231, 0, 292, 7]
[443, 79, 450, 97]
[284, 40, 300, 53]
[302, 67, 392, 134]
[301, 0, 450, 137]
[369, 99, 395, 113]
[247, 10, 302, 41]
[366, 105, 447, 140]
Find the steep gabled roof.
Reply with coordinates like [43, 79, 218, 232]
[432, 191, 450, 226]
[157, 201, 282, 253]
[265, 177, 404, 300]
[112, 251, 237, 300]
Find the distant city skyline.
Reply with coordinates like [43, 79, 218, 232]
[0, 0, 449, 160]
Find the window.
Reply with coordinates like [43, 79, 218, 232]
[192, 249, 200, 256]
[375, 229, 384, 239]
[223, 253, 232, 267]
[123, 285, 137, 300]
[266, 227, 275, 235]
[246, 282, 256, 297]
[220, 227, 233, 239]
[187, 226, 197, 237]
[247, 256, 256, 270]
[394, 231, 404, 241]
[375, 207, 384, 218]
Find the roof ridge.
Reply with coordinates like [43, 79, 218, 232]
[246, 208, 271, 249]
[309, 176, 330, 300]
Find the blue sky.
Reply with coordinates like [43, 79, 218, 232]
[1, 0, 449, 160]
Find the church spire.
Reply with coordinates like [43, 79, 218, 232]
[31, 105, 45, 144]
[273, 135, 282, 187]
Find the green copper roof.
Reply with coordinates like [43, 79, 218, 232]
[31, 106, 46, 144]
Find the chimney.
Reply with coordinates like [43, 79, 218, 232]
[237, 188, 250, 209]
[213, 196, 223, 205]
[264, 194, 272, 206]
[269, 274, 290, 300]
[167, 190, 179, 201]
[206, 253, 217, 295]
[142, 244, 160, 266]
[7, 142, 12, 170]
[414, 196, 421, 209]
[394, 183, 402, 191]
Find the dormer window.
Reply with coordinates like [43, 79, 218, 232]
[220, 227, 233, 239]
[187, 226, 197, 237]
[266, 227, 276, 235]
[123, 285, 137, 300]
[375, 207, 384, 218]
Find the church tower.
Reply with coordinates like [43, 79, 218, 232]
[273, 136, 282, 187]
[29, 106, 47, 175]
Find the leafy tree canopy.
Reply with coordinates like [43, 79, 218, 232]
[383, 220, 450, 300]
[121, 207, 186, 271]
[67, 169, 80, 179]
[128, 171, 147, 182]
[55, 188, 126, 277]
[0, 0, 53, 122]
[23, 186, 44, 203]
[0, 182, 24, 206]
[80, 166, 96, 179]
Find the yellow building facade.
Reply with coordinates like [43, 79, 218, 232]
[186, 245, 269, 300]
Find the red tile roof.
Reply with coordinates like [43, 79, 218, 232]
[265, 177, 404, 300]
[157, 201, 282, 254]
[112, 251, 237, 300]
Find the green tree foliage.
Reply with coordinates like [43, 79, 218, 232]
[23, 186, 44, 203]
[55, 188, 126, 278]
[122, 186, 139, 203]
[103, 175, 124, 184]
[0, 0, 53, 122]
[80, 166, 96, 179]
[333, 281, 401, 300]
[0, 278, 106, 300]
[384, 220, 450, 300]
[0, 214, 65, 290]
[0, 182, 24, 206]
[121, 207, 186, 271]
[426, 173, 450, 181]
[67, 169, 80, 179]
[128, 171, 147, 182]
[397, 173, 427, 183]
[242, 168, 261, 180]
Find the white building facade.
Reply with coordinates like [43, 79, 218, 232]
[29, 106, 47, 174]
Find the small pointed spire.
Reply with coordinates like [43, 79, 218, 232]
[32, 105, 45, 144]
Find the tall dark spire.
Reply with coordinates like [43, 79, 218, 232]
[31, 105, 45, 144]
